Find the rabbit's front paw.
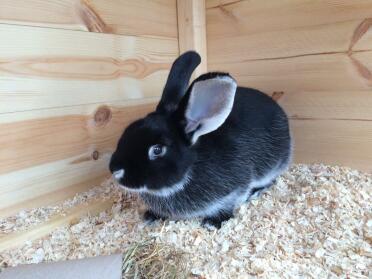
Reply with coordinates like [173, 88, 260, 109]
[143, 210, 165, 223]
[202, 211, 233, 230]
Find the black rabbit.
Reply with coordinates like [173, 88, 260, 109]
[110, 51, 292, 229]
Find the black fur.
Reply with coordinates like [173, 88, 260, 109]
[156, 51, 201, 114]
[110, 51, 292, 229]
[110, 113, 194, 191]
[202, 210, 234, 229]
[143, 210, 165, 223]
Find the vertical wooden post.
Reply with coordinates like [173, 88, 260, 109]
[177, 0, 207, 77]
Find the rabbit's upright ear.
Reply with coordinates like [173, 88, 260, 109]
[184, 73, 237, 144]
[156, 51, 201, 114]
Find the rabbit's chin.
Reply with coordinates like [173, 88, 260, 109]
[117, 183, 148, 194]
[117, 171, 191, 198]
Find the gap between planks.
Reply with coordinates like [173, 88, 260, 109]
[0, 97, 159, 116]
[0, 22, 176, 41]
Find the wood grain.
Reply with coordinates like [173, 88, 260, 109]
[0, 101, 155, 175]
[0, 97, 159, 124]
[0, 24, 177, 114]
[177, 0, 208, 77]
[0, 2, 178, 219]
[350, 18, 372, 50]
[278, 91, 372, 121]
[207, 0, 372, 38]
[0, 0, 178, 38]
[207, 0, 372, 64]
[208, 19, 372, 64]
[0, 99, 155, 216]
[206, 0, 372, 170]
[0, 174, 108, 218]
[0, 199, 114, 252]
[0, 153, 110, 215]
[206, 0, 241, 9]
[291, 119, 372, 173]
[211, 51, 372, 93]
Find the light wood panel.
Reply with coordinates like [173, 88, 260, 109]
[279, 91, 372, 121]
[208, 19, 372, 64]
[206, 0, 240, 9]
[213, 51, 372, 93]
[291, 119, 372, 173]
[207, 0, 372, 64]
[0, 153, 109, 214]
[207, 0, 372, 38]
[0, 97, 159, 124]
[0, 0, 177, 37]
[0, 101, 155, 175]
[0, 24, 177, 114]
[206, 0, 372, 171]
[352, 18, 372, 50]
[0, 100, 155, 216]
[0, 174, 108, 219]
[207, 0, 372, 72]
[0, 2, 178, 217]
[177, 0, 208, 76]
[0, 199, 114, 252]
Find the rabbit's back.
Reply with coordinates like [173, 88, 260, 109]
[201, 86, 292, 178]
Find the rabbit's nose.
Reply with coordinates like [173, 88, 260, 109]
[113, 169, 125, 180]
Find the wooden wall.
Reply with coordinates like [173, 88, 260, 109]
[206, 0, 372, 172]
[1, 0, 371, 220]
[0, 0, 179, 217]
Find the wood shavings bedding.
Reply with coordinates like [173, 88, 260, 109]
[0, 179, 118, 234]
[1, 164, 371, 278]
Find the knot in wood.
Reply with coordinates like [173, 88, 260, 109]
[92, 151, 100, 160]
[94, 106, 112, 127]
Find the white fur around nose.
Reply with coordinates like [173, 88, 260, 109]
[113, 169, 124, 180]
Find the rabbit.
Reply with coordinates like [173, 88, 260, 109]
[109, 51, 292, 229]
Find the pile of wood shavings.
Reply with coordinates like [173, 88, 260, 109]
[1, 164, 371, 278]
[0, 179, 118, 235]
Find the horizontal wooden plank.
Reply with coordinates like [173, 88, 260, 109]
[0, 174, 108, 219]
[0, 153, 110, 214]
[0, 24, 177, 114]
[0, 0, 177, 37]
[0, 74, 166, 114]
[208, 19, 372, 64]
[291, 119, 372, 173]
[209, 51, 372, 93]
[207, 1, 372, 64]
[206, 0, 372, 38]
[0, 101, 156, 175]
[278, 90, 372, 121]
[0, 24, 178, 58]
[0, 199, 114, 252]
[0, 97, 159, 124]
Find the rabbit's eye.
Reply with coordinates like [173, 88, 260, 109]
[148, 144, 167, 160]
